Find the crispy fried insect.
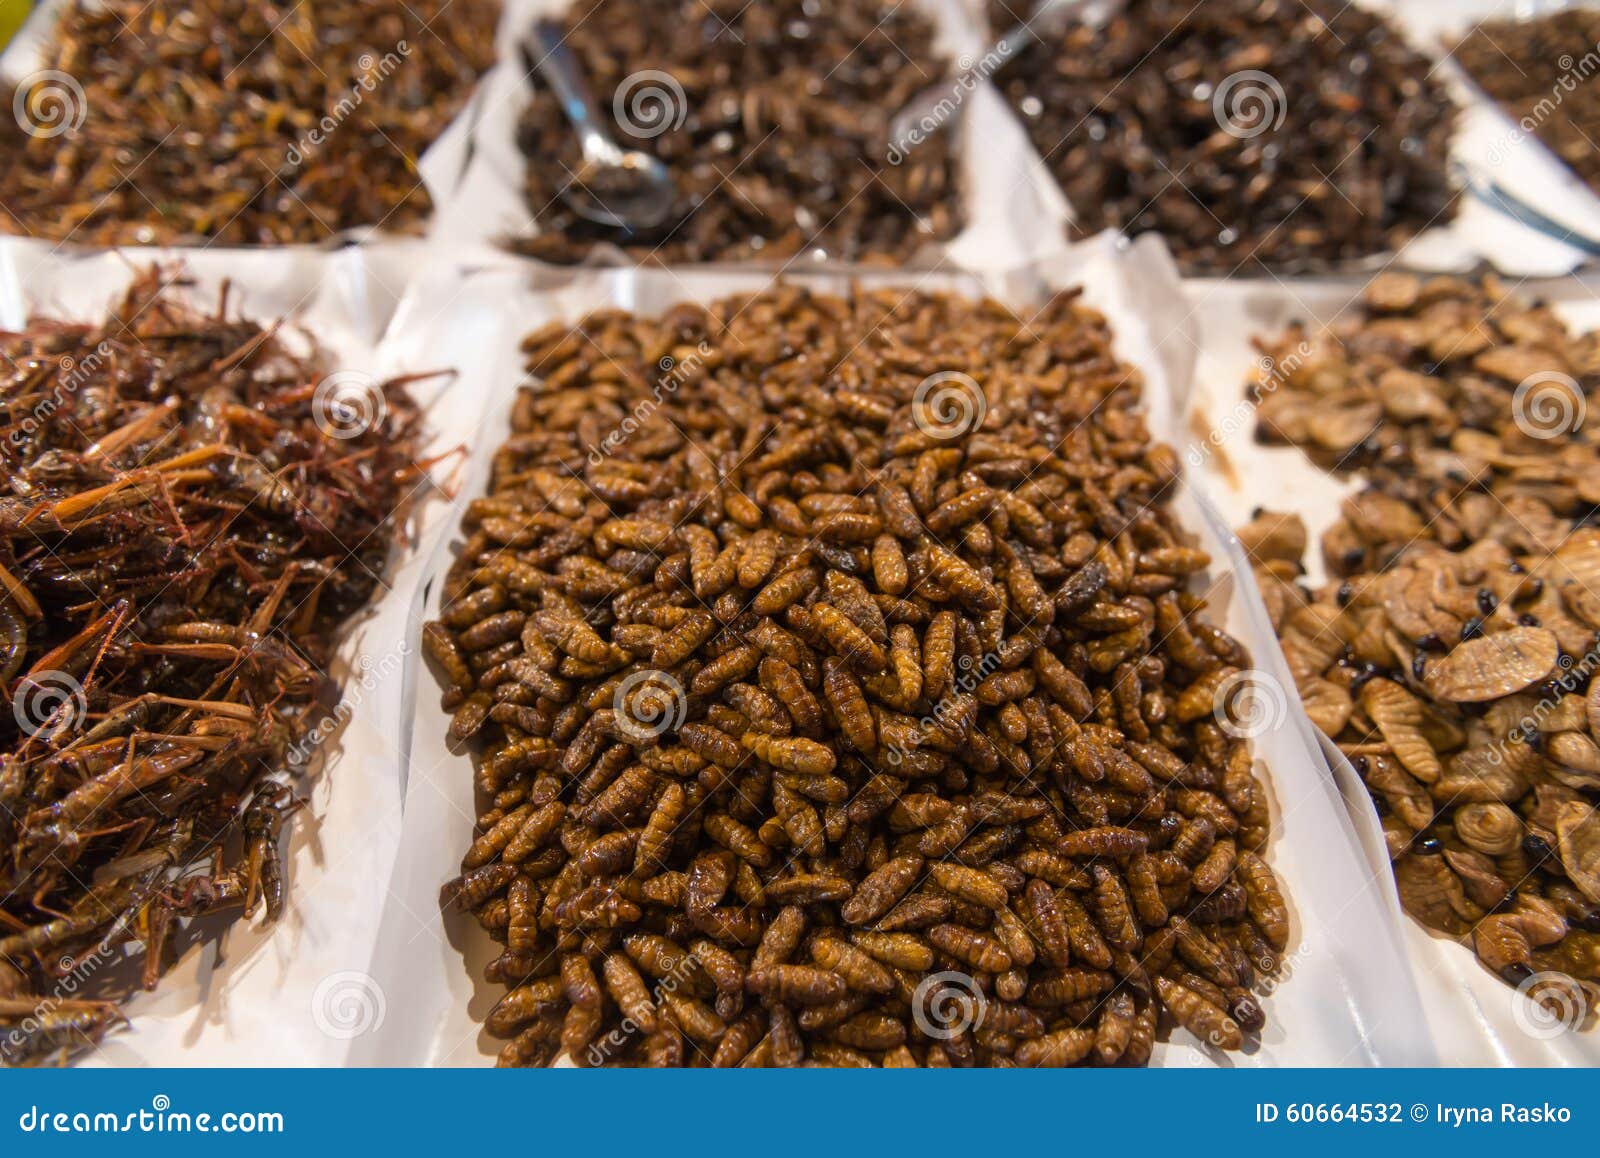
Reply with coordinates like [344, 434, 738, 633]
[929, 863, 1009, 910]
[741, 732, 837, 775]
[702, 813, 773, 868]
[1126, 853, 1170, 926]
[927, 924, 1012, 973]
[1095, 990, 1137, 1065]
[1024, 879, 1073, 969]
[849, 931, 935, 972]
[711, 1013, 766, 1067]
[823, 660, 878, 753]
[810, 937, 895, 994]
[602, 953, 659, 1034]
[634, 784, 686, 875]
[1058, 826, 1149, 859]
[429, 287, 1286, 1066]
[1091, 866, 1143, 952]
[1236, 851, 1290, 952]
[1054, 891, 1114, 970]
[1015, 1026, 1094, 1067]
[746, 965, 849, 1006]
[1155, 975, 1242, 1050]
[1026, 968, 1115, 1006]
[758, 657, 823, 736]
[926, 544, 1000, 611]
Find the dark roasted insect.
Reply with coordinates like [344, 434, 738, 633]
[0, 271, 425, 1064]
[1453, 12, 1600, 199]
[988, 0, 1457, 271]
[433, 285, 1290, 1066]
[511, 0, 962, 265]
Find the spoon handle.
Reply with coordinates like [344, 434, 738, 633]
[526, 18, 617, 163]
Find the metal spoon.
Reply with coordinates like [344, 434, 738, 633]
[887, 0, 1122, 155]
[523, 19, 676, 231]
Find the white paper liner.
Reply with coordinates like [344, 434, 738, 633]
[0, 241, 464, 1066]
[353, 232, 1435, 1067]
[1182, 271, 1600, 1067]
[429, 0, 1064, 274]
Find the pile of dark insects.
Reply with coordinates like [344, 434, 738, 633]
[1452, 12, 1600, 199]
[0, 0, 498, 246]
[0, 271, 425, 1064]
[428, 285, 1292, 1067]
[1241, 273, 1600, 1028]
[512, 0, 963, 266]
[987, 0, 1457, 271]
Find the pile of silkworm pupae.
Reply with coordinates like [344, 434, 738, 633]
[425, 285, 1291, 1066]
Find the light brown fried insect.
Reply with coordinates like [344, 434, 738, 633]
[1155, 975, 1242, 1050]
[427, 287, 1286, 1066]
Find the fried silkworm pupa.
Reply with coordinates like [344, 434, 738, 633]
[428, 286, 1288, 1066]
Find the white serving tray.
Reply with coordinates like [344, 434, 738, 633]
[351, 233, 1436, 1067]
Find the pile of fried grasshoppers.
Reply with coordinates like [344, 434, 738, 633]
[1, 271, 427, 1064]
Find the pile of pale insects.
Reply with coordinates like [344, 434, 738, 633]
[1242, 273, 1600, 1028]
[427, 285, 1292, 1067]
